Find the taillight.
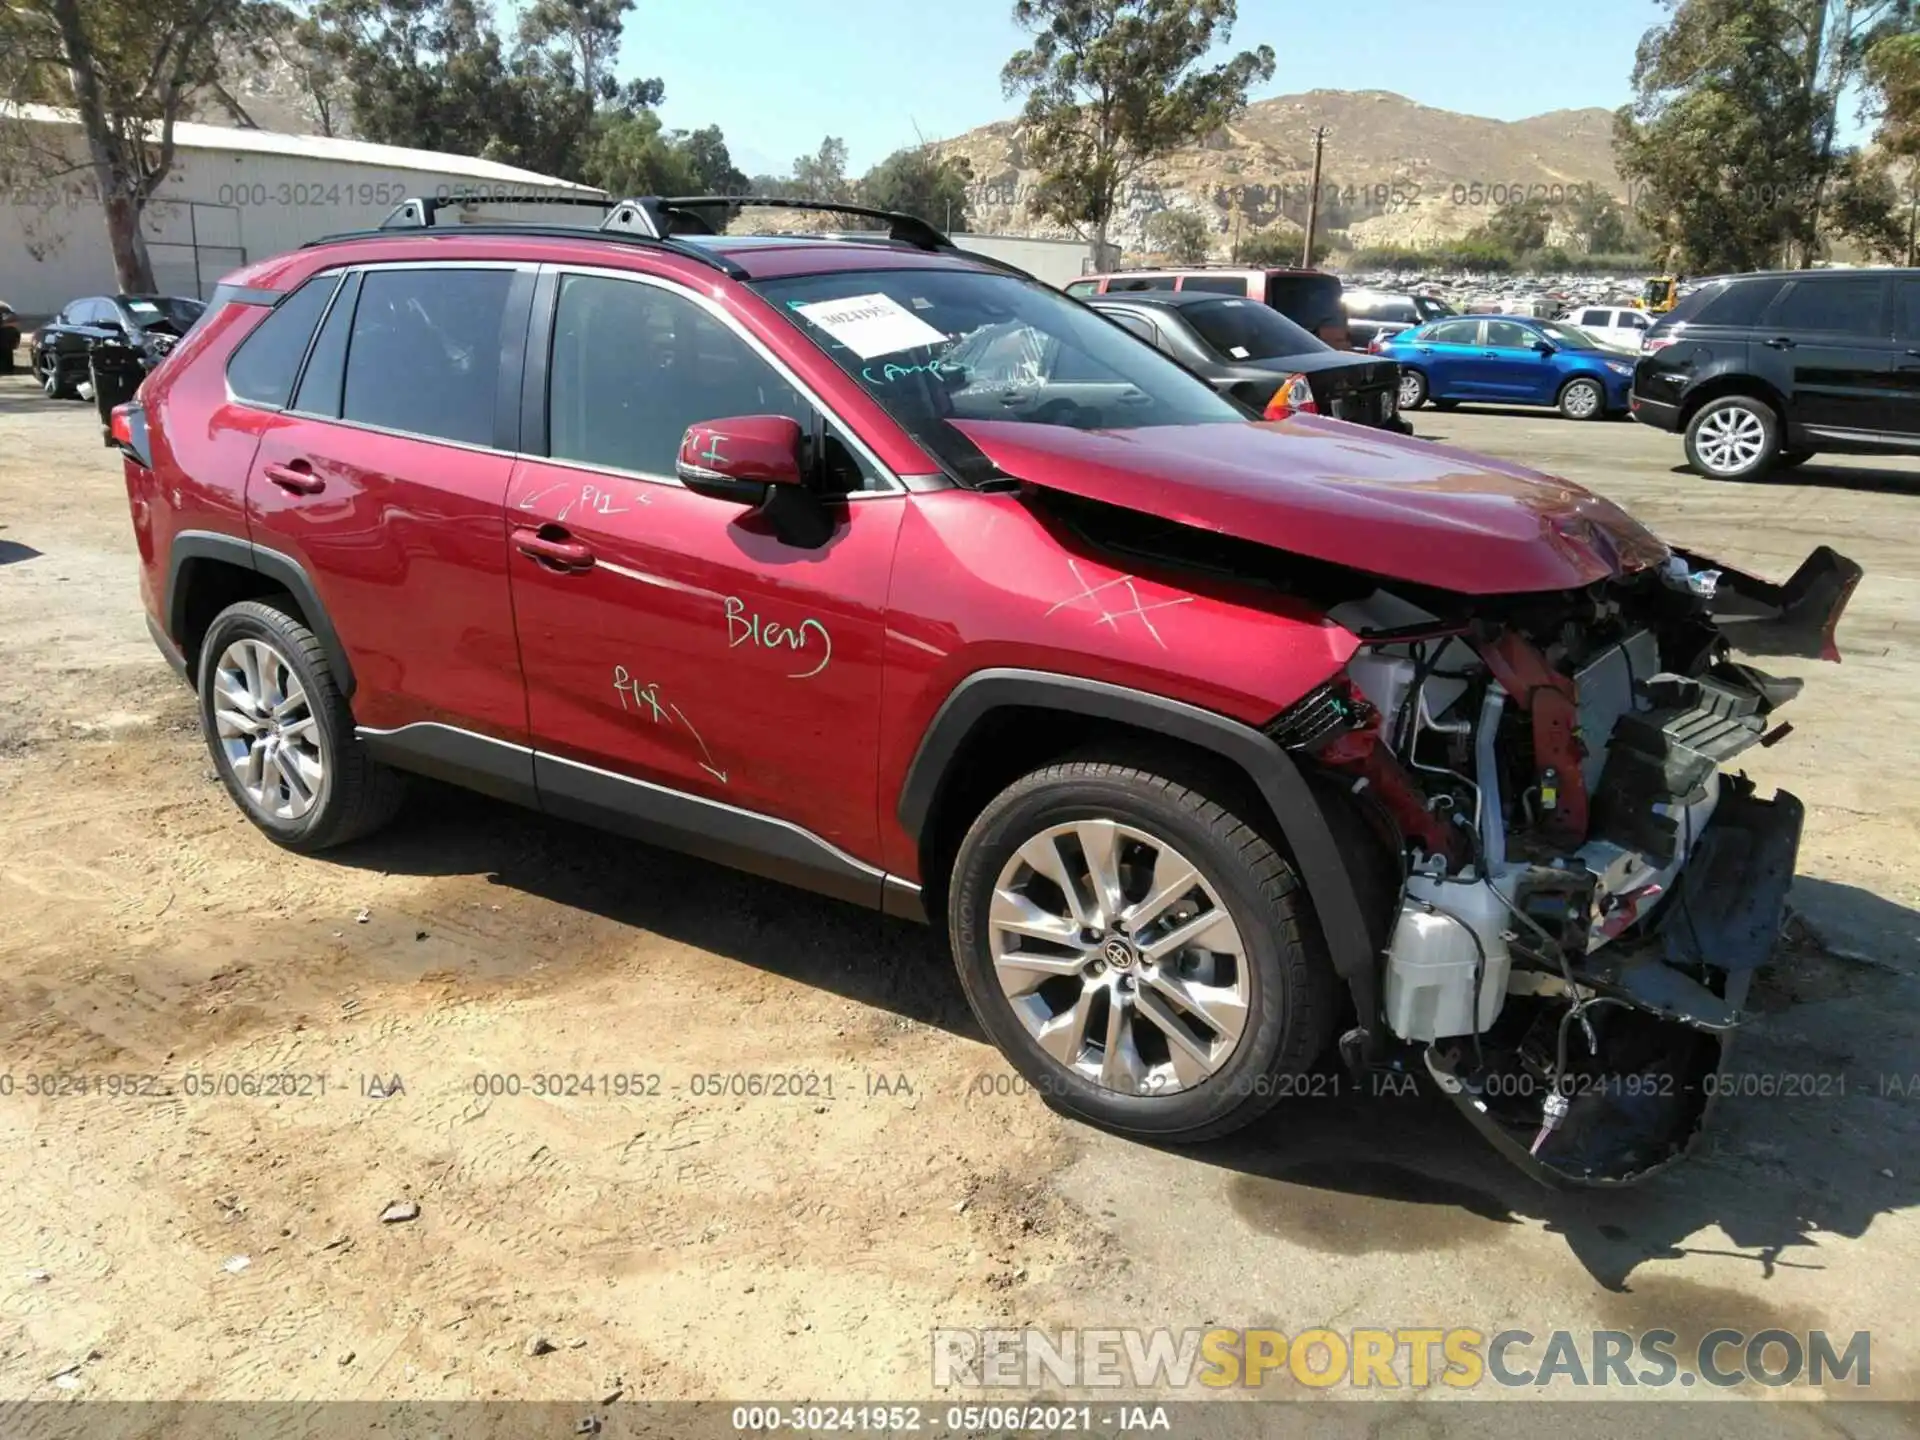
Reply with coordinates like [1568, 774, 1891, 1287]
[109, 401, 153, 468]
[1263, 373, 1318, 420]
[1644, 337, 1677, 354]
[1367, 334, 1387, 353]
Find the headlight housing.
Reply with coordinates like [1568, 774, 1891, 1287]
[1605, 360, 1634, 376]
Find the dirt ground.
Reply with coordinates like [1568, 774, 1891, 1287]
[0, 376, 1916, 1416]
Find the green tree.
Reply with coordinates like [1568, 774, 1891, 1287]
[1615, 0, 1916, 272]
[859, 145, 974, 230]
[1001, 0, 1274, 260]
[680, 125, 747, 194]
[1143, 206, 1211, 262]
[791, 135, 853, 204]
[0, 0, 274, 291]
[1234, 228, 1296, 265]
[1480, 195, 1551, 254]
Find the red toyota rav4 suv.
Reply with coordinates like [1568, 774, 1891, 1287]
[114, 196, 1860, 1186]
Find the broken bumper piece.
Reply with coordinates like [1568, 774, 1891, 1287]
[1425, 781, 1805, 1187]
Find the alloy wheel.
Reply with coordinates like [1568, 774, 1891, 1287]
[988, 819, 1250, 1096]
[39, 352, 59, 396]
[1397, 372, 1424, 410]
[210, 638, 325, 820]
[1563, 380, 1602, 419]
[1695, 405, 1768, 474]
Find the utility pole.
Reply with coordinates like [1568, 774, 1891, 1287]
[1302, 126, 1329, 268]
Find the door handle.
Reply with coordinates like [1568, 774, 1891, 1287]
[1765, 337, 1797, 350]
[263, 460, 324, 495]
[512, 525, 595, 572]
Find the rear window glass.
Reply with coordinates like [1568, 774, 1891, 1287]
[1179, 275, 1251, 296]
[1673, 278, 1784, 328]
[342, 268, 513, 446]
[1108, 275, 1177, 292]
[1265, 274, 1344, 330]
[1184, 298, 1327, 361]
[1348, 295, 1418, 322]
[226, 275, 341, 409]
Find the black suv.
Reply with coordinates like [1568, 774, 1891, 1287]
[1631, 268, 1920, 479]
[1342, 290, 1454, 352]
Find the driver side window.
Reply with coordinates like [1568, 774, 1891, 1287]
[547, 273, 879, 491]
[1483, 321, 1535, 350]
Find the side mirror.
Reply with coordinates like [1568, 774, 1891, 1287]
[676, 415, 806, 504]
[1533, 340, 1556, 356]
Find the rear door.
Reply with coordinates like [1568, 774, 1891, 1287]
[503, 266, 904, 881]
[1885, 277, 1920, 438]
[1411, 318, 1485, 396]
[242, 262, 535, 756]
[1761, 274, 1898, 436]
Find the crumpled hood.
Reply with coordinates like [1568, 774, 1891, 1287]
[952, 417, 1671, 595]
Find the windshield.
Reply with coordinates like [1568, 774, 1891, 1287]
[1182, 297, 1327, 362]
[755, 269, 1244, 485]
[124, 296, 205, 332]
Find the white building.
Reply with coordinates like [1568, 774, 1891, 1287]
[1, 107, 603, 316]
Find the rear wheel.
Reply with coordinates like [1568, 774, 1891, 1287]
[1685, 395, 1780, 480]
[1558, 376, 1606, 421]
[198, 599, 405, 852]
[1397, 369, 1428, 411]
[947, 753, 1337, 1143]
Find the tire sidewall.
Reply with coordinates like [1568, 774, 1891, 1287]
[1686, 396, 1779, 479]
[198, 605, 347, 846]
[948, 772, 1297, 1138]
[1560, 377, 1605, 420]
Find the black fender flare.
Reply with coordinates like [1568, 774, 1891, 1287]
[898, 668, 1379, 1031]
[165, 530, 356, 697]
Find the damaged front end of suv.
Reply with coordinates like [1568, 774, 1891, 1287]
[1281, 543, 1861, 1185]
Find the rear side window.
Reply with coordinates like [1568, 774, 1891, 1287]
[1425, 319, 1481, 346]
[1179, 275, 1250, 296]
[1063, 280, 1099, 298]
[226, 275, 341, 408]
[1265, 274, 1344, 330]
[1768, 277, 1888, 337]
[1578, 309, 1609, 327]
[1350, 296, 1418, 322]
[1670, 278, 1777, 329]
[291, 272, 358, 417]
[1102, 311, 1158, 343]
[1109, 275, 1177, 292]
[343, 268, 513, 445]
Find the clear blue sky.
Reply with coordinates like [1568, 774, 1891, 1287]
[622, 0, 1674, 177]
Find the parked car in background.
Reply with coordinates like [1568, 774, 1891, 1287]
[1087, 291, 1407, 431]
[1065, 267, 1350, 349]
[1632, 267, 1920, 479]
[106, 192, 1855, 1186]
[1344, 290, 1454, 352]
[31, 294, 204, 399]
[0, 299, 19, 374]
[1381, 315, 1636, 420]
[1568, 305, 1653, 351]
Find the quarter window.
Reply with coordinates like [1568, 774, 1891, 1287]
[226, 275, 341, 409]
[342, 268, 513, 445]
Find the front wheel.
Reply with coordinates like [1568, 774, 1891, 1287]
[947, 754, 1337, 1143]
[1558, 376, 1606, 421]
[1397, 369, 1429, 411]
[1685, 395, 1780, 479]
[37, 349, 72, 399]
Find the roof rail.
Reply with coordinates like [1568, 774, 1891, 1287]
[354, 191, 745, 277]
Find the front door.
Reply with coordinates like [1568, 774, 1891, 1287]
[1474, 320, 1556, 402]
[504, 268, 905, 894]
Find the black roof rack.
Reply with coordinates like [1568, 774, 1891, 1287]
[315, 191, 1032, 281]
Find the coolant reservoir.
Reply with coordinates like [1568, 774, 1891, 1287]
[1383, 875, 1516, 1042]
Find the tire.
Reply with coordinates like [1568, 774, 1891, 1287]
[1776, 449, 1816, 470]
[947, 752, 1338, 1144]
[1431, 399, 1459, 411]
[1397, 368, 1428, 411]
[1684, 394, 1780, 480]
[37, 349, 72, 400]
[197, 599, 404, 852]
[1557, 376, 1606, 421]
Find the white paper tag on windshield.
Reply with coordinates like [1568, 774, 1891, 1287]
[795, 293, 948, 359]
[1228, 345, 1250, 358]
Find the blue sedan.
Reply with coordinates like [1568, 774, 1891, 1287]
[1379, 316, 1638, 421]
